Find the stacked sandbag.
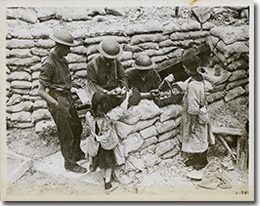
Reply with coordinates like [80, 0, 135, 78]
[125, 17, 209, 72]
[206, 25, 249, 103]
[112, 99, 183, 181]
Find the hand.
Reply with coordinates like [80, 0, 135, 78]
[164, 74, 175, 83]
[71, 87, 78, 93]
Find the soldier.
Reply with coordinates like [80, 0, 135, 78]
[38, 28, 87, 174]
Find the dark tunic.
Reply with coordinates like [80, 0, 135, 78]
[86, 55, 128, 91]
[127, 68, 162, 93]
[39, 52, 84, 166]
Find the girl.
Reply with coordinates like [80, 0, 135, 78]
[87, 89, 131, 190]
[181, 53, 209, 170]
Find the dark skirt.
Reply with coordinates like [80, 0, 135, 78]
[92, 146, 116, 169]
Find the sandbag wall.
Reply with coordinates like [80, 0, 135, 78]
[5, 7, 250, 131]
[110, 99, 183, 182]
[206, 25, 249, 104]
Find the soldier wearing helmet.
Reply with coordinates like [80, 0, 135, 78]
[86, 37, 128, 97]
[38, 28, 87, 174]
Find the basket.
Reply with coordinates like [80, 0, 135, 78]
[151, 80, 184, 107]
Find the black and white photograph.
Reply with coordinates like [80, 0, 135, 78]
[1, 0, 254, 201]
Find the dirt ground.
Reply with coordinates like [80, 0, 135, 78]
[4, 95, 250, 200]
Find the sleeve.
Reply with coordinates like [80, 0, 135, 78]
[116, 60, 128, 87]
[186, 82, 201, 115]
[153, 69, 162, 88]
[38, 62, 53, 88]
[86, 60, 104, 92]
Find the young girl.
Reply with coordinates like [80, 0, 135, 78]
[87, 89, 131, 190]
[181, 53, 209, 170]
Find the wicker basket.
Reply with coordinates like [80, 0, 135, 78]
[151, 80, 184, 107]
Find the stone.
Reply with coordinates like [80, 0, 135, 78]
[140, 136, 158, 150]
[11, 81, 32, 89]
[11, 111, 31, 122]
[202, 22, 215, 30]
[151, 55, 169, 63]
[7, 39, 35, 49]
[73, 70, 87, 78]
[207, 91, 226, 103]
[180, 20, 201, 31]
[138, 42, 159, 50]
[159, 39, 176, 48]
[30, 25, 55, 39]
[114, 121, 135, 140]
[244, 83, 249, 94]
[30, 63, 42, 72]
[118, 51, 133, 61]
[13, 122, 34, 129]
[156, 139, 179, 156]
[216, 41, 249, 58]
[31, 108, 52, 123]
[9, 29, 33, 39]
[139, 126, 158, 140]
[6, 94, 23, 106]
[163, 22, 182, 34]
[158, 128, 179, 142]
[69, 62, 88, 72]
[125, 154, 145, 171]
[224, 87, 246, 102]
[35, 39, 55, 48]
[133, 117, 159, 133]
[211, 82, 228, 93]
[70, 45, 88, 55]
[125, 20, 163, 36]
[155, 119, 176, 134]
[84, 36, 129, 45]
[105, 7, 126, 16]
[123, 133, 144, 157]
[210, 25, 249, 45]
[29, 88, 40, 96]
[33, 100, 47, 109]
[143, 153, 161, 168]
[175, 116, 182, 127]
[19, 8, 38, 23]
[161, 147, 179, 159]
[131, 34, 168, 45]
[226, 78, 249, 90]
[202, 66, 232, 86]
[35, 120, 56, 133]
[30, 48, 49, 57]
[192, 7, 212, 23]
[11, 89, 30, 95]
[7, 71, 31, 81]
[6, 101, 33, 113]
[66, 53, 86, 63]
[9, 49, 32, 58]
[228, 70, 248, 82]
[6, 56, 40, 67]
[159, 104, 183, 122]
[139, 100, 162, 120]
[37, 7, 56, 21]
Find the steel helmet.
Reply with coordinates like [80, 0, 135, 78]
[132, 55, 155, 70]
[98, 37, 123, 59]
[50, 28, 78, 47]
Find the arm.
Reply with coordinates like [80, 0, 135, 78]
[38, 84, 58, 108]
[116, 60, 128, 88]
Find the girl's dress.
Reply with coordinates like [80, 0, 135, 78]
[92, 117, 117, 169]
[181, 77, 209, 153]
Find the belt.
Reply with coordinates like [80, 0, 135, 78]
[48, 89, 71, 98]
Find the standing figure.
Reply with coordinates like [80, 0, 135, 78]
[181, 53, 209, 170]
[38, 28, 87, 174]
[88, 92, 124, 190]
